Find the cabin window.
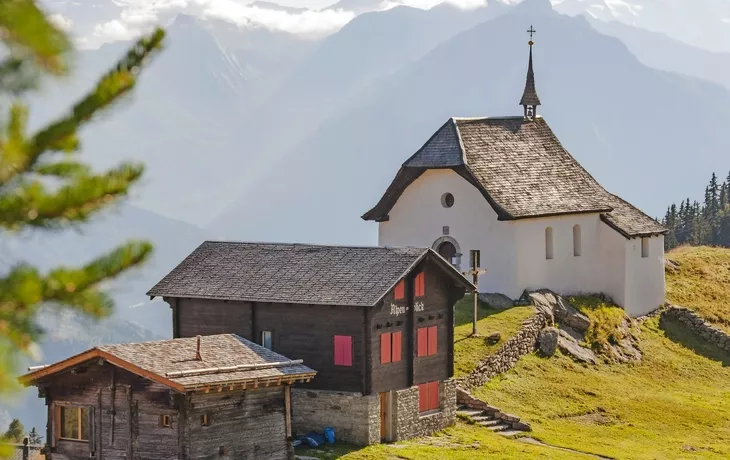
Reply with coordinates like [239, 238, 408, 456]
[261, 331, 273, 350]
[414, 272, 425, 298]
[201, 414, 210, 427]
[573, 225, 582, 257]
[417, 326, 437, 357]
[59, 406, 89, 441]
[545, 227, 554, 260]
[334, 335, 353, 366]
[159, 415, 171, 428]
[394, 280, 405, 300]
[418, 381, 440, 413]
[641, 237, 649, 258]
[441, 193, 454, 208]
[380, 331, 402, 364]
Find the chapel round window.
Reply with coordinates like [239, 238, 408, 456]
[441, 193, 455, 208]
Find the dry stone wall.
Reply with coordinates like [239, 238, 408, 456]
[457, 312, 550, 390]
[661, 306, 730, 353]
[392, 379, 457, 441]
[291, 389, 380, 445]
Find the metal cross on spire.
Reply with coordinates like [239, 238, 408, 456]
[527, 25, 536, 45]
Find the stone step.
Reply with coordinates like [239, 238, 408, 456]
[485, 423, 511, 432]
[457, 409, 484, 417]
[496, 430, 525, 437]
[471, 415, 496, 423]
[476, 419, 501, 427]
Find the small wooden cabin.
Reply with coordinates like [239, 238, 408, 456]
[20, 334, 316, 460]
[148, 242, 473, 445]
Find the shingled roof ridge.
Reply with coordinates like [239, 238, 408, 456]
[452, 115, 540, 122]
[200, 240, 429, 252]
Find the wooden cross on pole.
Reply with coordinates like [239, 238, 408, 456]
[527, 25, 536, 39]
[463, 266, 487, 336]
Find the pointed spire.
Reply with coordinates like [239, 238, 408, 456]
[520, 25, 541, 120]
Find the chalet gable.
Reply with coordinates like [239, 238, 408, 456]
[147, 242, 474, 306]
[20, 334, 316, 392]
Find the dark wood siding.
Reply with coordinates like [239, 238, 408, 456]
[42, 363, 179, 460]
[175, 299, 253, 340]
[254, 303, 365, 393]
[412, 262, 452, 385]
[369, 287, 409, 394]
[186, 387, 290, 460]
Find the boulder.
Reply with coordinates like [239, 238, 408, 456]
[486, 332, 501, 344]
[558, 324, 584, 342]
[512, 421, 532, 432]
[528, 290, 591, 332]
[538, 327, 559, 356]
[479, 293, 515, 310]
[557, 336, 597, 365]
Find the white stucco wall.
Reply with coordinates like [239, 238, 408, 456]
[623, 235, 666, 316]
[378, 169, 518, 294]
[378, 168, 665, 316]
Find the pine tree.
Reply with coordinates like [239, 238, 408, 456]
[27, 427, 42, 445]
[3, 419, 24, 443]
[0, 1, 165, 397]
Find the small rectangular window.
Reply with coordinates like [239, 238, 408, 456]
[159, 415, 171, 428]
[334, 335, 353, 366]
[641, 237, 649, 258]
[59, 406, 90, 441]
[201, 414, 210, 427]
[545, 227, 554, 260]
[394, 280, 405, 300]
[573, 225, 582, 257]
[261, 331, 272, 350]
[414, 272, 425, 297]
[418, 381, 440, 413]
[470, 250, 481, 269]
[380, 332, 392, 364]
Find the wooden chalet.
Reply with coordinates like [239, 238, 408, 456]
[147, 242, 474, 445]
[20, 334, 316, 460]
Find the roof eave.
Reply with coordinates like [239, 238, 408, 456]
[599, 214, 668, 240]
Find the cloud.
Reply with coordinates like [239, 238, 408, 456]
[48, 13, 74, 32]
[381, 0, 488, 10]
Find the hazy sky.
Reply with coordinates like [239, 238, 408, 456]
[275, 1, 340, 7]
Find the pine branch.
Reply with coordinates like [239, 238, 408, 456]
[0, 162, 144, 229]
[0, 0, 70, 75]
[0, 27, 165, 187]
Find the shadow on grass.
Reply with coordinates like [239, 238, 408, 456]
[660, 316, 730, 366]
[294, 442, 362, 459]
[454, 294, 512, 330]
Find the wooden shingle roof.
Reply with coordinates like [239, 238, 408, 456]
[362, 116, 666, 238]
[147, 242, 473, 306]
[20, 334, 316, 392]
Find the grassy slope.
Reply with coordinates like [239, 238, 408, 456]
[666, 246, 730, 331]
[453, 295, 535, 376]
[300, 247, 730, 459]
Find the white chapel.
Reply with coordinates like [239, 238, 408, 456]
[362, 33, 667, 317]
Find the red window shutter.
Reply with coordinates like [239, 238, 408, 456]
[394, 280, 405, 300]
[415, 272, 425, 297]
[334, 335, 353, 366]
[392, 331, 402, 363]
[417, 328, 427, 357]
[427, 326, 437, 356]
[380, 333, 391, 364]
[428, 381, 440, 411]
[418, 384, 428, 413]
[333, 336, 342, 365]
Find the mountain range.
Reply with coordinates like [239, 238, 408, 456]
[6, 0, 730, 429]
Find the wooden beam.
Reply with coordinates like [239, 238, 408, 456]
[284, 386, 292, 439]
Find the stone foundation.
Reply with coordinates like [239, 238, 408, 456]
[392, 379, 457, 441]
[290, 389, 380, 445]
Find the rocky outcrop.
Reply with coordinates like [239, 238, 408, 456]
[538, 327, 559, 356]
[527, 290, 590, 332]
[478, 293, 515, 310]
[661, 306, 730, 352]
[457, 312, 550, 390]
[557, 334, 598, 365]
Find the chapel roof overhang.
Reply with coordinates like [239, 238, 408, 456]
[361, 116, 667, 239]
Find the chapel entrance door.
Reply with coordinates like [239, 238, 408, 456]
[437, 241, 457, 264]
